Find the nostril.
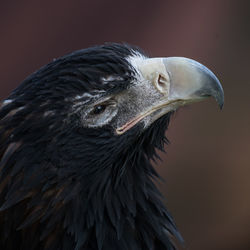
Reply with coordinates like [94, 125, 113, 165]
[155, 73, 169, 94]
[158, 74, 167, 86]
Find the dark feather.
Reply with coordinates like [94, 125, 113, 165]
[0, 43, 182, 250]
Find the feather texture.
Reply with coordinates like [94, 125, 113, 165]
[0, 43, 182, 250]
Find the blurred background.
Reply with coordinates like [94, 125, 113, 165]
[0, 0, 249, 249]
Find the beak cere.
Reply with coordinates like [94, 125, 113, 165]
[116, 56, 224, 135]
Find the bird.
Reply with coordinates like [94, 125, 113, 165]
[0, 43, 224, 250]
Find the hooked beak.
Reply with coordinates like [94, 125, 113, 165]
[116, 56, 224, 135]
[163, 57, 224, 109]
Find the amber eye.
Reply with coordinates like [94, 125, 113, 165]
[92, 104, 107, 115]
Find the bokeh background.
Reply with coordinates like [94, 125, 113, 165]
[0, 1, 249, 249]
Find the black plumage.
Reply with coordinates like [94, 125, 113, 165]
[0, 43, 223, 250]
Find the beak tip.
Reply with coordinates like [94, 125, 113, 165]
[219, 101, 224, 110]
[204, 69, 224, 110]
[215, 83, 224, 110]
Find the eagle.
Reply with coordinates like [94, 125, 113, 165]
[0, 43, 223, 250]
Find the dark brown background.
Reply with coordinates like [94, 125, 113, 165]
[0, 1, 249, 249]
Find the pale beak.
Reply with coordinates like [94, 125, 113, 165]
[163, 57, 224, 109]
[116, 56, 224, 135]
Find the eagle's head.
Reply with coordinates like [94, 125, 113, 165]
[0, 43, 223, 250]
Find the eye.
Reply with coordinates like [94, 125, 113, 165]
[92, 104, 107, 115]
[85, 99, 118, 127]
